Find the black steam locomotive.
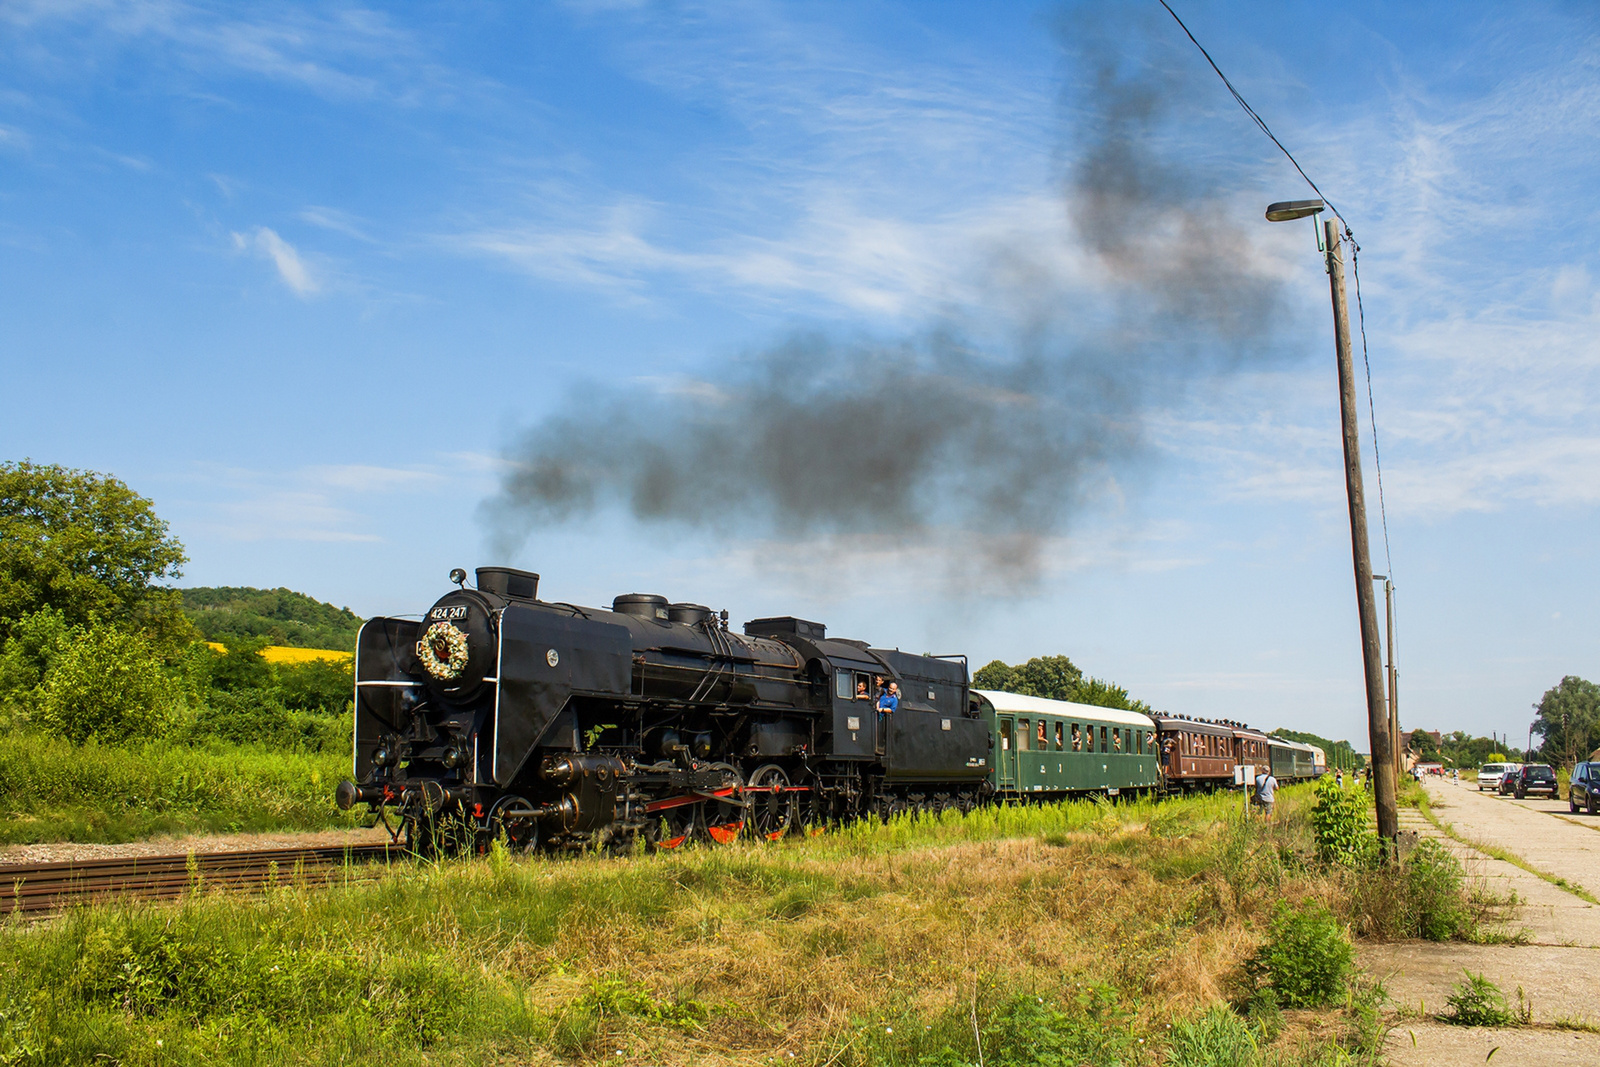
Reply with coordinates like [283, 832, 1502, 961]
[337, 567, 986, 852]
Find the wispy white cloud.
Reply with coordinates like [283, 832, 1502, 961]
[182, 459, 483, 543]
[232, 226, 317, 296]
[297, 205, 373, 242]
[0, 0, 492, 107]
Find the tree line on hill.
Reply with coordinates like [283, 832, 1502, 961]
[0, 460, 355, 751]
[181, 586, 362, 651]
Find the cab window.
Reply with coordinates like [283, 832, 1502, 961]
[835, 671, 852, 699]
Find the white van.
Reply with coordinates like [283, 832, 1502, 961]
[1478, 763, 1517, 792]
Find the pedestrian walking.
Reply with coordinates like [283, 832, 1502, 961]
[1255, 769, 1278, 821]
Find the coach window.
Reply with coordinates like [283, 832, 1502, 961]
[1000, 720, 1012, 751]
[1112, 730, 1122, 752]
[1037, 720, 1048, 747]
[1018, 721, 1030, 751]
[1054, 722, 1064, 751]
[1071, 724, 1082, 751]
[1100, 726, 1108, 752]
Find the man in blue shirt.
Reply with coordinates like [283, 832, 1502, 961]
[877, 681, 899, 714]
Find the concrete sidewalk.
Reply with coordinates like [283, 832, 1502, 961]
[1366, 778, 1600, 1065]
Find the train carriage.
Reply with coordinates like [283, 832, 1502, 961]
[974, 691, 1160, 800]
[1309, 745, 1328, 776]
[1267, 739, 1321, 782]
[1152, 714, 1236, 793]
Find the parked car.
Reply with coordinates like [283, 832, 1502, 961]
[1478, 763, 1517, 792]
[1505, 764, 1558, 799]
[1570, 762, 1600, 814]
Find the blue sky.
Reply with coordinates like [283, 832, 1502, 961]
[3, 1, 1597, 749]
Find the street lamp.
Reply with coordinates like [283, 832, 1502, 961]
[1264, 199, 1325, 222]
[1268, 199, 1399, 843]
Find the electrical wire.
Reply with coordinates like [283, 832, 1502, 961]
[1154, 0, 1394, 579]
[1350, 242, 1393, 577]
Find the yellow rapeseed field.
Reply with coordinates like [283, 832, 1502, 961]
[206, 641, 352, 664]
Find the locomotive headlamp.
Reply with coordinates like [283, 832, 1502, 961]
[372, 744, 392, 767]
[449, 568, 468, 586]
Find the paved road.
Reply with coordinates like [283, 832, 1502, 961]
[1372, 776, 1600, 1066]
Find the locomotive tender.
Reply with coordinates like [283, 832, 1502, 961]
[336, 567, 1321, 851]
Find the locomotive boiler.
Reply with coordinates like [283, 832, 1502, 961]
[336, 567, 987, 852]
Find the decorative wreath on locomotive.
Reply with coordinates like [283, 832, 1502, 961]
[335, 566, 1325, 853]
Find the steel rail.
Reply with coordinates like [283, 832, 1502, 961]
[0, 843, 403, 917]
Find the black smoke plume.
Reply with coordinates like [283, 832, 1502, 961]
[486, 7, 1287, 575]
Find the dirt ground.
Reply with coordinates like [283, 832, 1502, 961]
[1370, 777, 1600, 1064]
[0, 823, 392, 865]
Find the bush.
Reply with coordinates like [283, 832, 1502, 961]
[1310, 775, 1378, 868]
[34, 626, 179, 743]
[1247, 903, 1353, 1008]
[184, 688, 345, 752]
[0, 606, 73, 724]
[275, 656, 354, 714]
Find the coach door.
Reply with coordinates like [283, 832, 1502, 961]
[997, 717, 1017, 793]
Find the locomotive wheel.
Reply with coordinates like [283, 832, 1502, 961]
[483, 794, 540, 854]
[704, 762, 746, 844]
[746, 764, 796, 842]
[648, 802, 705, 851]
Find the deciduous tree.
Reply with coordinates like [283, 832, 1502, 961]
[0, 460, 189, 645]
[1532, 676, 1600, 767]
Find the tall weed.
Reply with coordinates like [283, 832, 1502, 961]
[1348, 839, 1474, 941]
[1166, 1006, 1260, 1067]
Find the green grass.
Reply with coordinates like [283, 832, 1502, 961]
[0, 787, 1387, 1067]
[0, 731, 360, 844]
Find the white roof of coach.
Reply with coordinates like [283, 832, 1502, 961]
[974, 690, 1157, 729]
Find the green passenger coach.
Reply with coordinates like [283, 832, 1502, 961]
[973, 690, 1162, 800]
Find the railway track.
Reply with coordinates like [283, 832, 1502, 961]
[0, 843, 404, 917]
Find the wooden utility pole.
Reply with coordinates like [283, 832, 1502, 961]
[1325, 218, 1399, 842]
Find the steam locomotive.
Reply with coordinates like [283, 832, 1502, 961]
[336, 567, 1321, 852]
